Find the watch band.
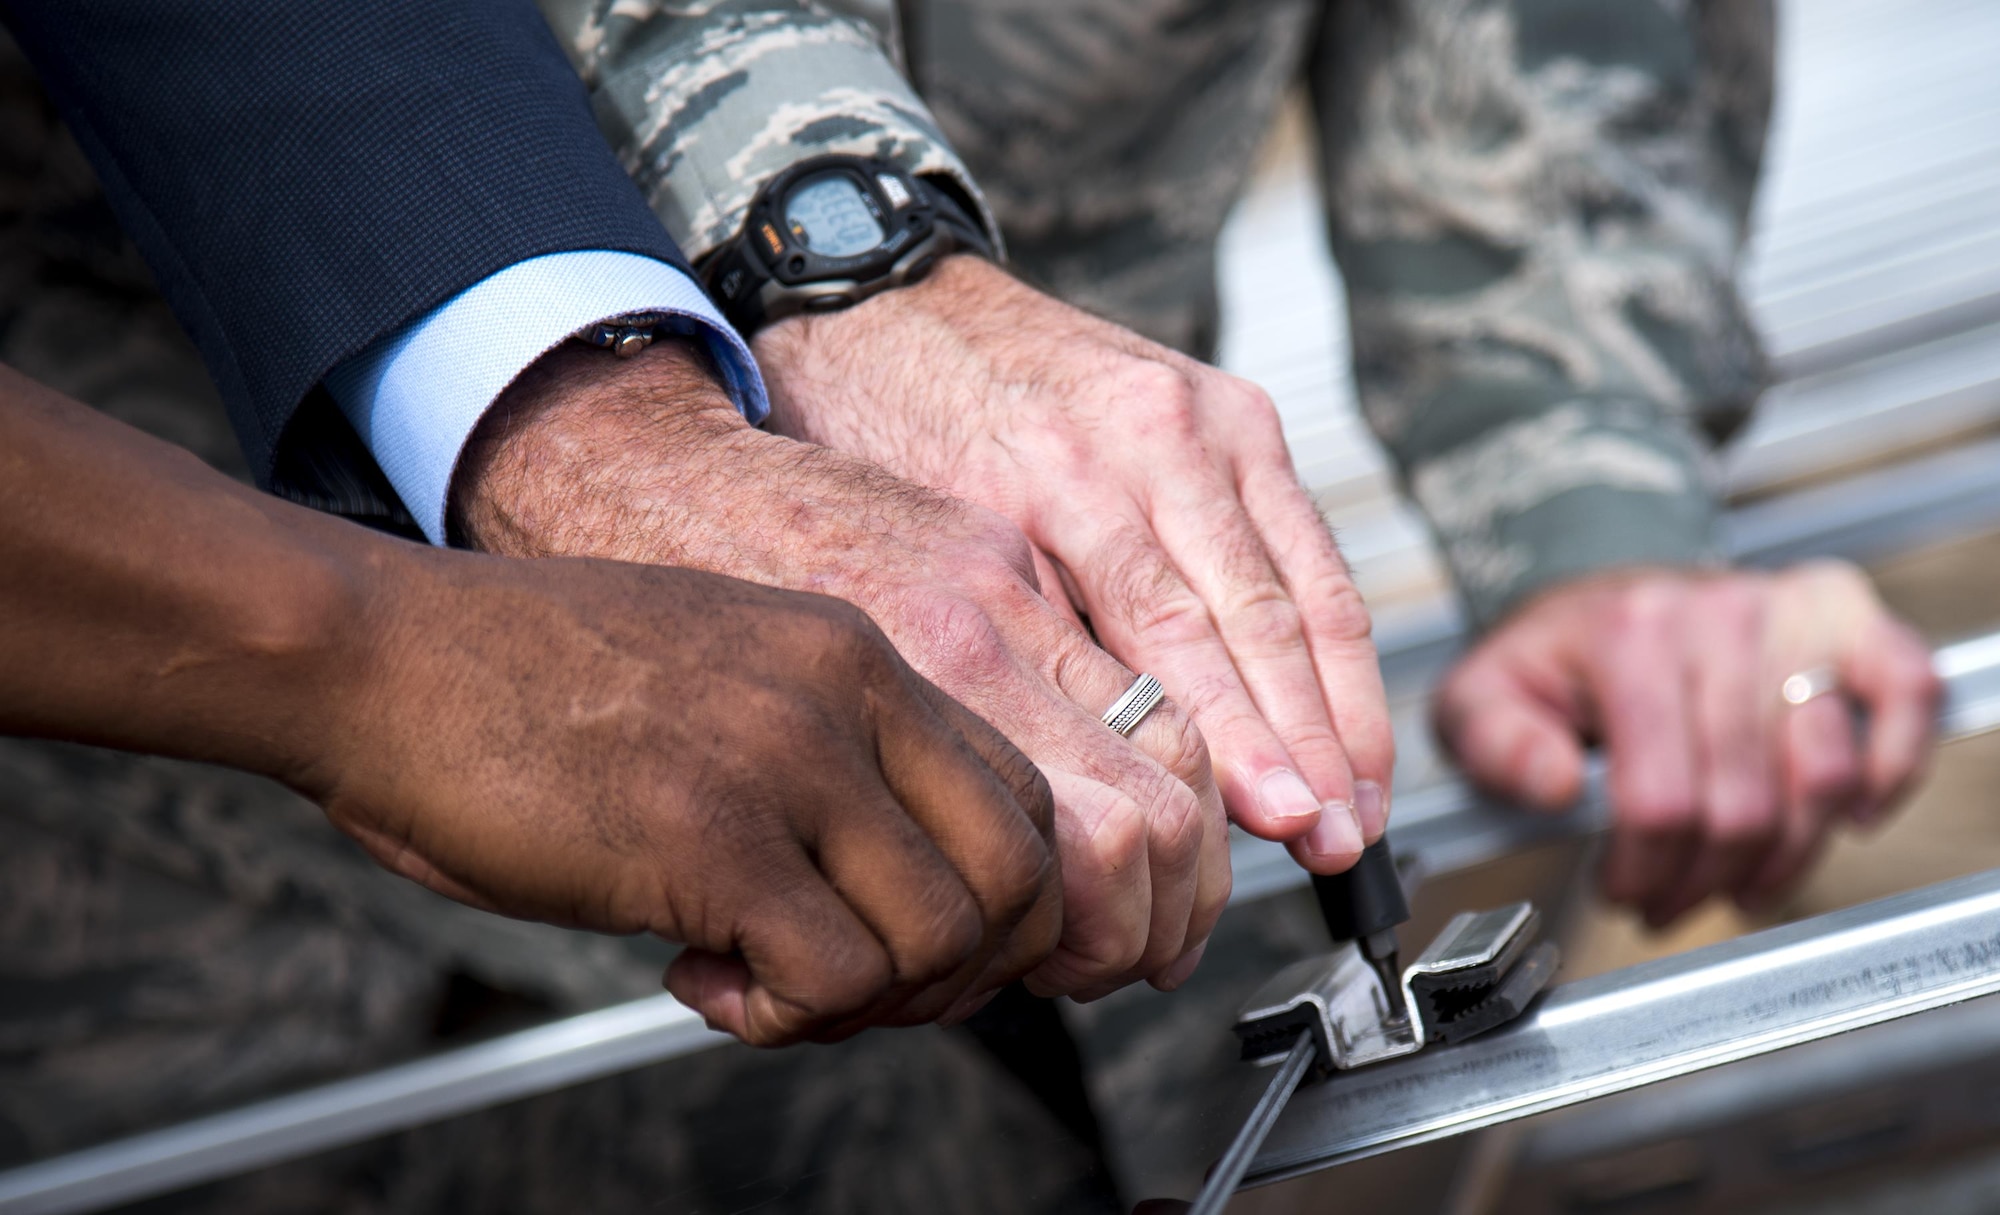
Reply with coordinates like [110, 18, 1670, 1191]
[698, 155, 996, 340]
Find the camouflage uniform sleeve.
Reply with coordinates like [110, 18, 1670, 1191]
[538, 0, 1001, 264]
[1315, 0, 1775, 629]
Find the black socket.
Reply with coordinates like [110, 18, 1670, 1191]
[1312, 837, 1410, 943]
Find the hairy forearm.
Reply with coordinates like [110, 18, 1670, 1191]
[0, 363, 379, 781]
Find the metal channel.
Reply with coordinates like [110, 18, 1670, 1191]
[0, 997, 728, 1215]
[1245, 866, 2000, 1187]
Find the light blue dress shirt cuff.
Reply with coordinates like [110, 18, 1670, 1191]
[325, 249, 769, 545]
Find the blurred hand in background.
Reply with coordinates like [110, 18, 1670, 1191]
[1434, 561, 1940, 926]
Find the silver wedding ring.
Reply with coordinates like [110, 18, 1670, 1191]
[1781, 665, 1840, 707]
[1102, 674, 1167, 738]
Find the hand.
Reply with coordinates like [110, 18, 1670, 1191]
[0, 361, 1057, 1048]
[452, 339, 1229, 1000]
[316, 549, 1062, 1046]
[754, 255, 1395, 874]
[1433, 562, 1941, 925]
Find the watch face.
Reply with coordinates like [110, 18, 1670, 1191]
[784, 173, 886, 259]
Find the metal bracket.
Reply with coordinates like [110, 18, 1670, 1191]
[1235, 944, 1422, 1070]
[1234, 901, 1559, 1071]
[1406, 905, 1561, 1046]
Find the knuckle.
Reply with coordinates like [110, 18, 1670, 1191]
[1300, 574, 1375, 644]
[991, 836, 1058, 925]
[1349, 713, 1399, 779]
[1227, 378, 1283, 431]
[1607, 580, 1682, 642]
[1087, 793, 1152, 879]
[1093, 543, 1208, 644]
[1021, 903, 1064, 969]
[995, 746, 1058, 838]
[909, 899, 984, 988]
[1709, 793, 1782, 848]
[831, 945, 895, 1011]
[800, 596, 896, 676]
[1098, 932, 1148, 980]
[1620, 786, 1698, 836]
[738, 1018, 793, 1050]
[760, 956, 888, 1044]
[1227, 591, 1308, 655]
[1700, 578, 1768, 638]
[1198, 865, 1233, 931]
[1127, 587, 1214, 649]
[1122, 363, 1201, 427]
[952, 509, 1041, 594]
[992, 851, 1056, 927]
[1157, 667, 1238, 724]
[1899, 650, 1947, 702]
[1791, 558, 1871, 600]
[1799, 744, 1863, 799]
[1144, 781, 1207, 873]
[912, 593, 1016, 693]
[1152, 703, 1215, 792]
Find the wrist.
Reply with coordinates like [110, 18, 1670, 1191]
[449, 336, 746, 557]
[193, 504, 406, 795]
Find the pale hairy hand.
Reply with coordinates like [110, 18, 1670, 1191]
[754, 255, 1394, 877]
[452, 338, 1229, 1001]
[1433, 562, 1941, 926]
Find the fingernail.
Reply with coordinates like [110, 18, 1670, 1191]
[1354, 781, 1387, 841]
[1305, 798, 1363, 861]
[1258, 769, 1322, 825]
[1156, 939, 1209, 992]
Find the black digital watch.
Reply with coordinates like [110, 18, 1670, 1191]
[700, 155, 995, 338]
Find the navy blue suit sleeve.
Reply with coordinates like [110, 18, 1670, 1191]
[0, 0, 693, 523]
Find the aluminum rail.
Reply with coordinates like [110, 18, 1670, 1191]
[1244, 865, 2000, 1187]
[0, 998, 728, 1215]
